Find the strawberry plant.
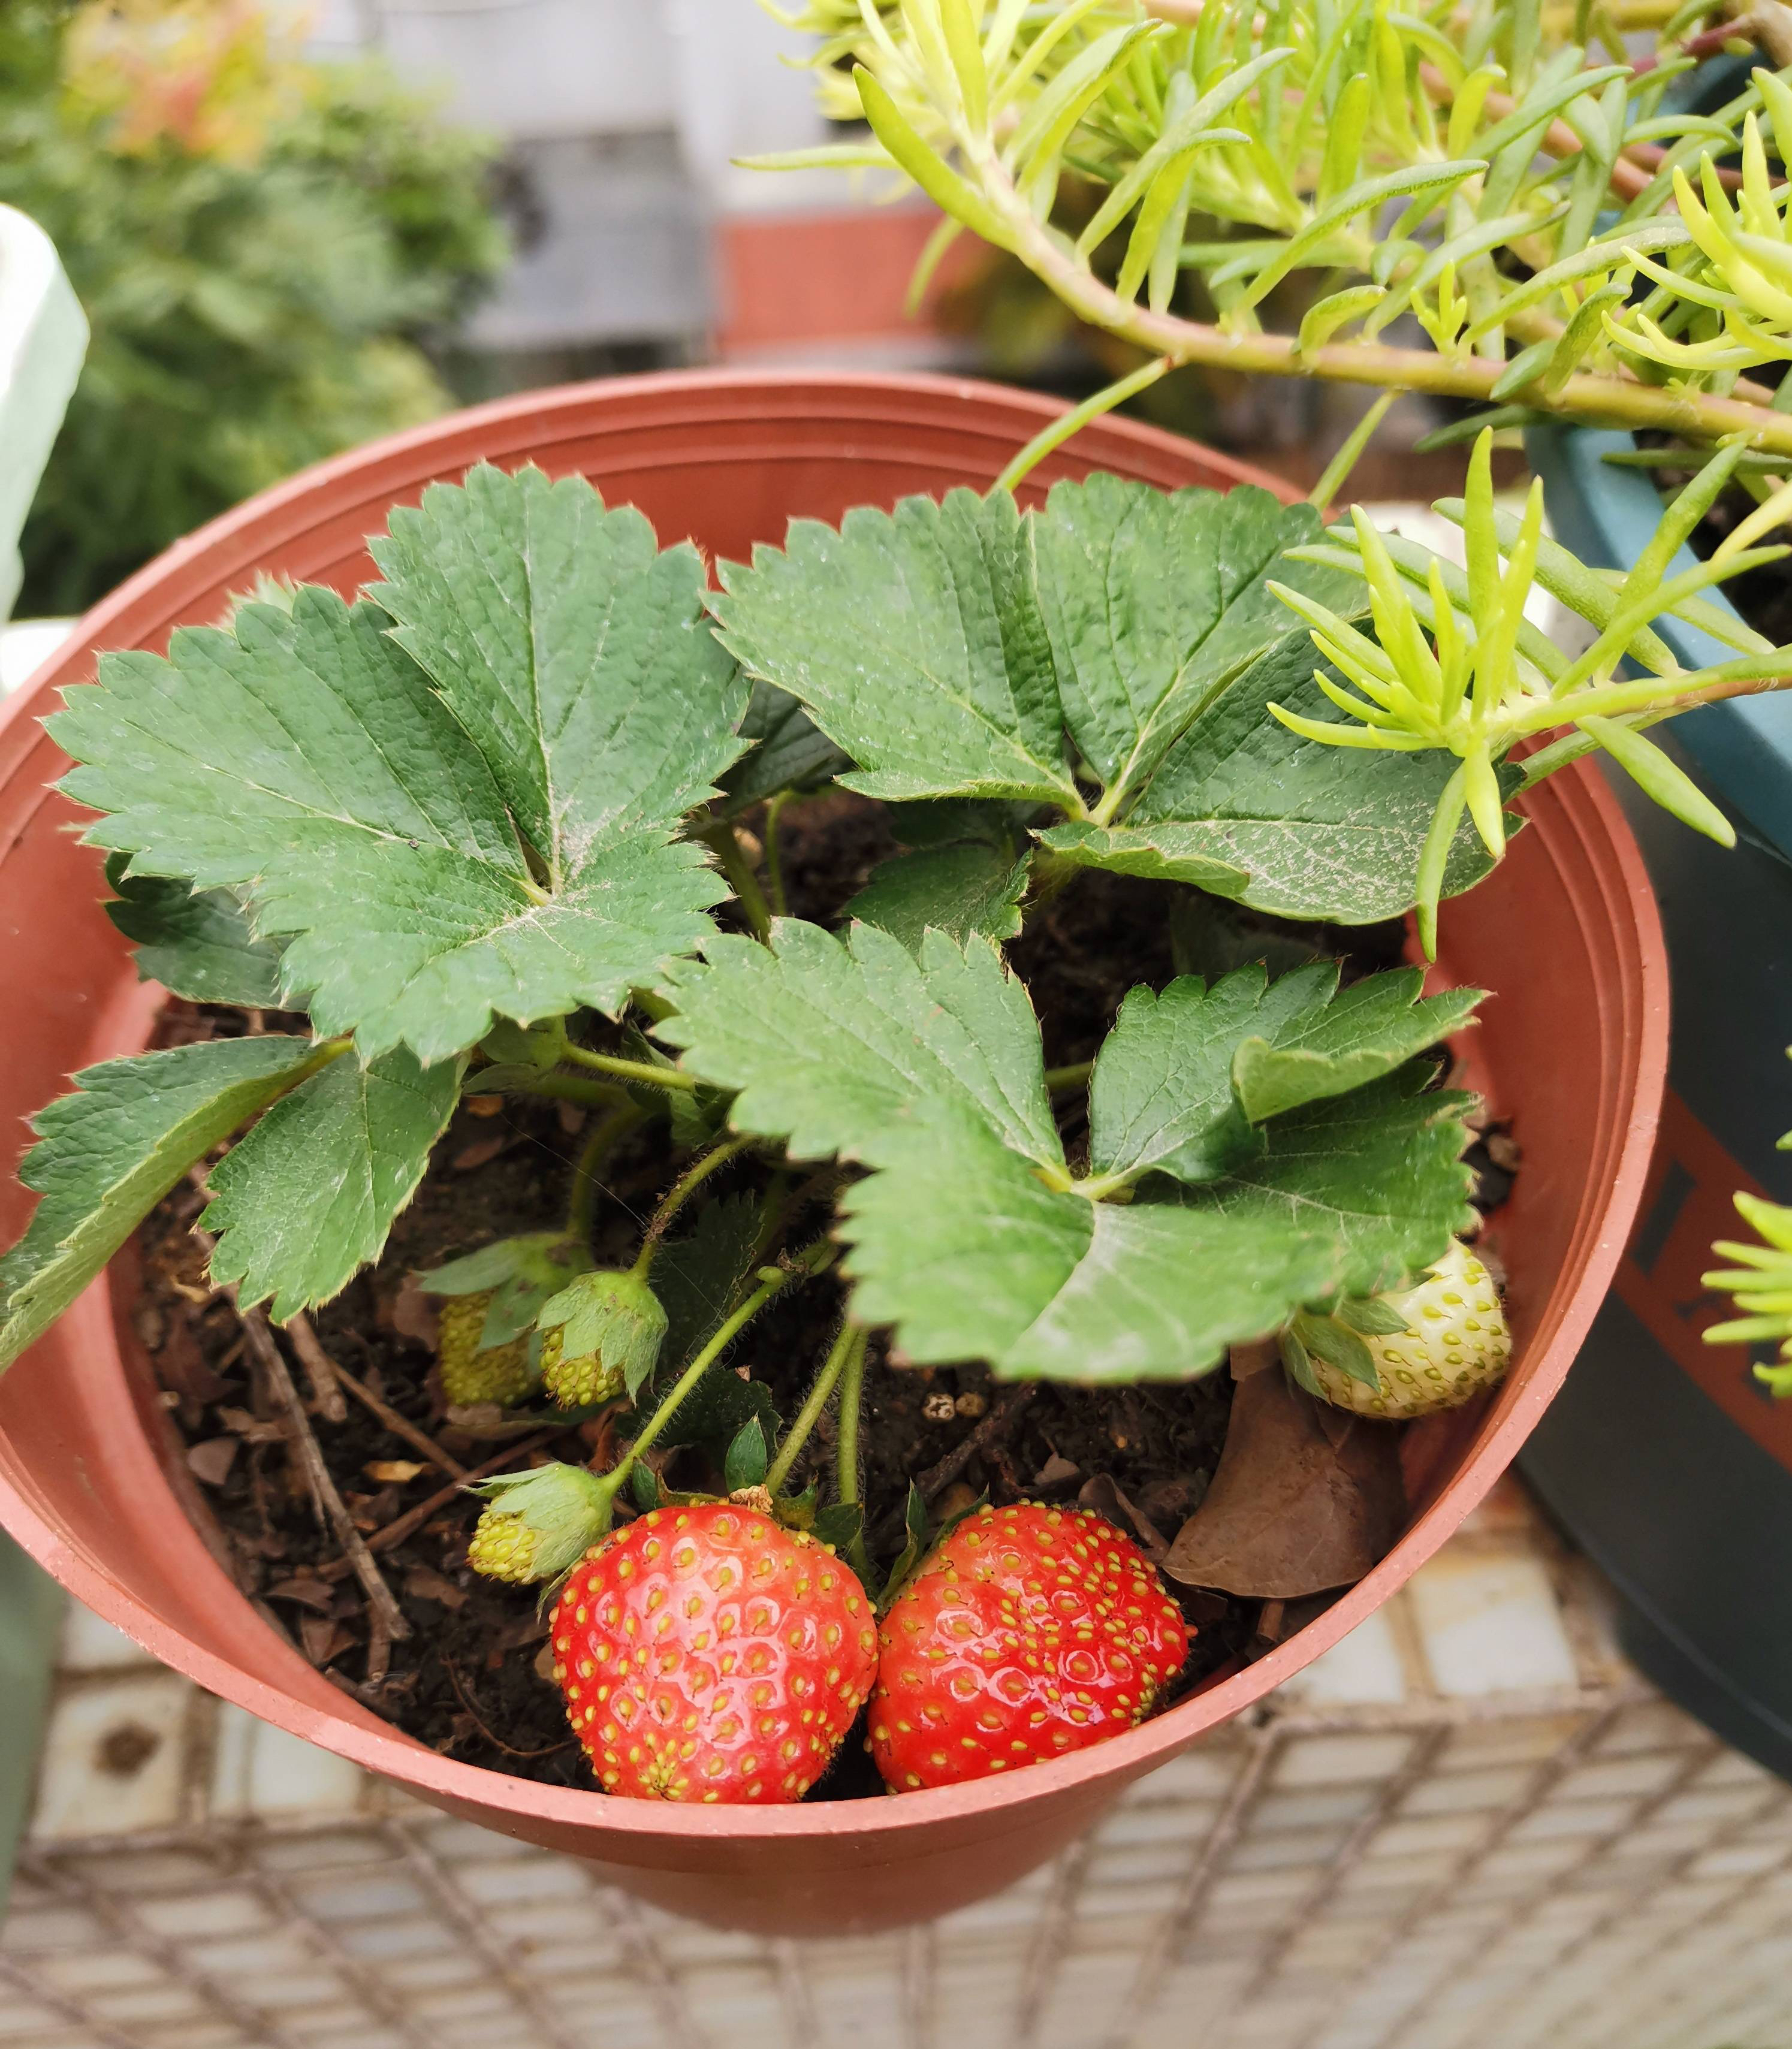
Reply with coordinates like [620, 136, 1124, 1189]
[13, 8, 1792, 1784]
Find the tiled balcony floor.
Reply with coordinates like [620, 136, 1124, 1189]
[7, 1480, 1789, 2049]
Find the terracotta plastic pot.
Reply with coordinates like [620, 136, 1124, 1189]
[0, 370, 1667, 1936]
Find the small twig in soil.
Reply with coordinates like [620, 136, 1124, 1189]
[327, 1359, 471, 1482]
[285, 1312, 349, 1424]
[442, 1654, 576, 1760]
[315, 1431, 563, 1583]
[873, 1384, 1041, 1549]
[233, 1296, 411, 1643]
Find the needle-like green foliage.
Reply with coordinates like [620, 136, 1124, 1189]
[759, 2, 1792, 461]
[1267, 430, 1792, 949]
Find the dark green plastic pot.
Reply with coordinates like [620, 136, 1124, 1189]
[1525, 420, 1792, 1781]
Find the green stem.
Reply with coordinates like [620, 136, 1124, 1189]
[1044, 1059, 1094, 1094]
[632, 1133, 758, 1277]
[764, 792, 794, 920]
[765, 1320, 862, 1497]
[497, 1072, 633, 1111]
[965, 150, 1792, 458]
[562, 1043, 700, 1094]
[834, 1327, 872, 1580]
[566, 1100, 644, 1245]
[1518, 671, 1792, 787]
[697, 817, 773, 941]
[597, 1241, 837, 1505]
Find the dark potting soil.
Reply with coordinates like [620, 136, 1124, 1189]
[131, 796, 1510, 1798]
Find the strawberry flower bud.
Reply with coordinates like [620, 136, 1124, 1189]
[467, 1462, 612, 1585]
[538, 1268, 666, 1408]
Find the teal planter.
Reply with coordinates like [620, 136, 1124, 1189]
[1523, 421, 1792, 1781]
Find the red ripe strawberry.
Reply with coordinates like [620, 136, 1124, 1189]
[870, 1503, 1189, 1793]
[550, 1502, 877, 1803]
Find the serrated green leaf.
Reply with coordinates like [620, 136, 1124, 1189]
[660, 925, 1474, 1383]
[55, 467, 749, 1063]
[104, 856, 285, 1009]
[1088, 964, 1343, 1183]
[714, 488, 1076, 810]
[1229, 968, 1483, 1123]
[843, 841, 1031, 951]
[725, 1415, 772, 1492]
[203, 1046, 464, 1321]
[632, 1463, 663, 1512]
[1030, 476, 1358, 804]
[1068, 631, 1506, 922]
[716, 480, 1484, 921]
[659, 921, 1062, 1170]
[660, 1367, 782, 1454]
[811, 1501, 864, 1555]
[0, 1036, 333, 1372]
[719, 680, 853, 814]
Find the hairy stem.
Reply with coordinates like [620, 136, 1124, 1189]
[697, 816, 773, 941]
[566, 1100, 645, 1245]
[561, 1043, 700, 1094]
[598, 1239, 837, 1505]
[632, 1133, 758, 1277]
[764, 792, 794, 920]
[833, 1326, 873, 1580]
[765, 1320, 862, 1496]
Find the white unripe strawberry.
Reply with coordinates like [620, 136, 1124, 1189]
[1302, 1241, 1510, 1419]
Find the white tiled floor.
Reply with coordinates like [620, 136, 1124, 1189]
[10, 1481, 1775, 2049]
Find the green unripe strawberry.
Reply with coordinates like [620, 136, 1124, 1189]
[539, 1268, 666, 1410]
[539, 1326, 626, 1408]
[420, 1232, 590, 1410]
[467, 1462, 613, 1585]
[437, 1292, 535, 1408]
[1296, 1241, 1510, 1419]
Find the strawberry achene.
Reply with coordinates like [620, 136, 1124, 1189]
[551, 1502, 877, 1803]
[870, 1503, 1189, 1792]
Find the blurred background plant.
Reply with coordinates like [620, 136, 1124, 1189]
[0, 0, 506, 615]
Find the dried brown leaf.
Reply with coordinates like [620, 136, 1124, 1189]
[1162, 1370, 1405, 1598]
[364, 1459, 427, 1484]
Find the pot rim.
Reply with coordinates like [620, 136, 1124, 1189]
[0, 367, 1670, 1848]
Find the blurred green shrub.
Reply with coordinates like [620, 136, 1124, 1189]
[0, 2, 505, 614]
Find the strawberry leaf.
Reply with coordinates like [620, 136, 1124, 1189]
[0, 1036, 333, 1373]
[1090, 962, 1483, 1181]
[1041, 632, 1513, 922]
[843, 798, 1033, 950]
[720, 681, 851, 813]
[660, 925, 1475, 1383]
[203, 1048, 465, 1321]
[1030, 475, 1352, 808]
[714, 488, 1080, 809]
[844, 843, 1031, 951]
[1229, 968, 1483, 1123]
[103, 857, 285, 1008]
[54, 466, 749, 1063]
[716, 479, 1507, 924]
